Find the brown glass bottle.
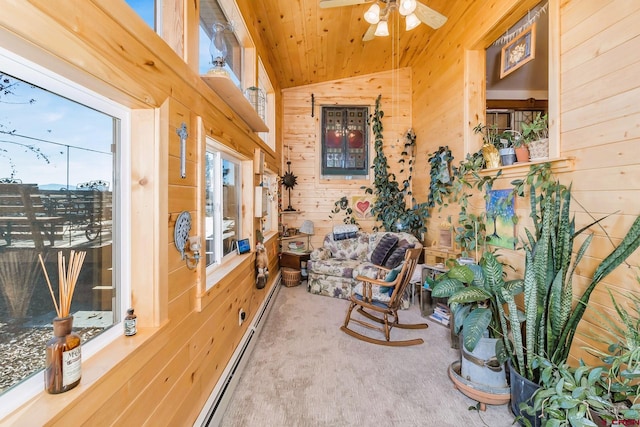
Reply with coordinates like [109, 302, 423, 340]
[45, 316, 81, 394]
[124, 308, 137, 336]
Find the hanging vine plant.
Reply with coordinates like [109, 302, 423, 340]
[427, 145, 454, 208]
[363, 94, 429, 238]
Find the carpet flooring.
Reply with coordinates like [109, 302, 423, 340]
[219, 282, 516, 427]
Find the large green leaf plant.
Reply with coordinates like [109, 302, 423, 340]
[431, 252, 523, 358]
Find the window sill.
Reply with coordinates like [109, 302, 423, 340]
[478, 157, 574, 179]
[3, 325, 164, 425]
[196, 252, 254, 311]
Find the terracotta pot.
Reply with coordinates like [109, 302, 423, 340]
[515, 146, 529, 163]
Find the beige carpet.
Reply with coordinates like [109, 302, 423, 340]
[219, 282, 516, 427]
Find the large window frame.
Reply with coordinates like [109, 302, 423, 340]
[204, 140, 244, 286]
[465, 0, 558, 161]
[0, 47, 131, 419]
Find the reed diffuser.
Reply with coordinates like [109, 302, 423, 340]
[39, 250, 86, 394]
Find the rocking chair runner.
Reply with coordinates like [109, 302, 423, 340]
[340, 247, 427, 346]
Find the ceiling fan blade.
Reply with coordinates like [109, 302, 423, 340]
[362, 24, 376, 41]
[319, 0, 372, 9]
[414, 2, 448, 29]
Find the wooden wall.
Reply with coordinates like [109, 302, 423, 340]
[281, 68, 413, 247]
[0, 0, 282, 424]
[410, 0, 640, 364]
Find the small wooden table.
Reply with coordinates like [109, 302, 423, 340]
[280, 251, 311, 273]
[280, 251, 311, 287]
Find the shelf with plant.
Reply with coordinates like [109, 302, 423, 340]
[520, 112, 549, 160]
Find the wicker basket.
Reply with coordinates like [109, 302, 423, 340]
[282, 268, 301, 287]
[528, 138, 549, 160]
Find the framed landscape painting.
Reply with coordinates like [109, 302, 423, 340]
[486, 189, 517, 249]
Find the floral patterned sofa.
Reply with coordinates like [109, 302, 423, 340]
[307, 231, 422, 300]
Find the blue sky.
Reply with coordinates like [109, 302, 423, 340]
[0, 75, 113, 188]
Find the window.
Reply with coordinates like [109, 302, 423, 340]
[321, 106, 369, 177]
[205, 143, 242, 271]
[125, 0, 158, 31]
[258, 58, 275, 150]
[0, 48, 128, 415]
[198, 0, 242, 85]
[259, 171, 278, 236]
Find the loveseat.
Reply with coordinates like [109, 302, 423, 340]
[307, 231, 422, 300]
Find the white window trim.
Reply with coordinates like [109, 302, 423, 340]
[0, 46, 131, 418]
[204, 138, 247, 290]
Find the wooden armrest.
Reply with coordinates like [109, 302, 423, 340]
[355, 275, 392, 287]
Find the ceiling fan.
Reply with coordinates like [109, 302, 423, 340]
[319, 0, 447, 41]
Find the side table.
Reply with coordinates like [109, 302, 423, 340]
[280, 251, 311, 286]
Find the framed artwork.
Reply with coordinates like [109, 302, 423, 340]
[500, 23, 536, 79]
[352, 195, 374, 219]
[486, 189, 517, 250]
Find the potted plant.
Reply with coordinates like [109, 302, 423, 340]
[497, 131, 517, 166]
[519, 289, 640, 426]
[473, 123, 501, 169]
[506, 130, 529, 163]
[430, 252, 520, 407]
[498, 163, 640, 426]
[520, 112, 548, 160]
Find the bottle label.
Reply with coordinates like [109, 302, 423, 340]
[63, 346, 82, 386]
[124, 319, 137, 336]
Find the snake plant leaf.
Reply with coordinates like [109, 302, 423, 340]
[557, 215, 640, 363]
[462, 307, 492, 352]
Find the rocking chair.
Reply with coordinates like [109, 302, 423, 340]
[340, 247, 427, 346]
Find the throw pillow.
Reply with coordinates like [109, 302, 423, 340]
[380, 266, 402, 296]
[370, 234, 399, 266]
[384, 240, 413, 269]
[385, 266, 401, 282]
[333, 224, 359, 241]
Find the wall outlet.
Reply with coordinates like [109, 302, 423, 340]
[238, 308, 246, 326]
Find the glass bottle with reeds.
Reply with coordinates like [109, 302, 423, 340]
[38, 250, 86, 394]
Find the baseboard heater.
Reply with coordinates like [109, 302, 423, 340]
[193, 271, 282, 427]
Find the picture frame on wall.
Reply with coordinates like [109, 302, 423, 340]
[500, 23, 536, 79]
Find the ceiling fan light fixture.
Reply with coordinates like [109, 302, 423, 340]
[405, 13, 421, 31]
[364, 3, 381, 24]
[398, 0, 417, 16]
[374, 19, 389, 36]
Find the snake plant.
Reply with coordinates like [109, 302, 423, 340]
[501, 164, 640, 383]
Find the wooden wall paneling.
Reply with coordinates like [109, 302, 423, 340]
[161, 0, 185, 57]
[131, 107, 166, 327]
[562, 59, 640, 113]
[561, 1, 640, 56]
[282, 69, 412, 247]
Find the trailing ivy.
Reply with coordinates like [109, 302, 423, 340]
[329, 196, 359, 226]
[363, 94, 429, 238]
[427, 145, 453, 208]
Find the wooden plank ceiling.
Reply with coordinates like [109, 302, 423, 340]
[237, 0, 456, 89]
